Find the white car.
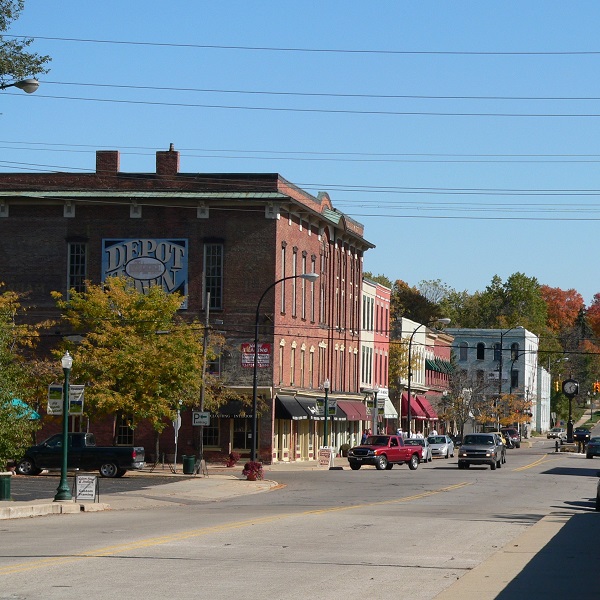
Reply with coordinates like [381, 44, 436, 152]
[547, 427, 567, 440]
[427, 435, 455, 459]
[403, 438, 432, 463]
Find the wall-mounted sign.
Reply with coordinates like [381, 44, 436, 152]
[102, 239, 188, 308]
[192, 411, 211, 426]
[240, 343, 272, 368]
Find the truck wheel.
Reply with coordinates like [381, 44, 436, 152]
[349, 462, 361, 470]
[375, 455, 388, 470]
[16, 458, 42, 476]
[497, 459, 502, 469]
[490, 461, 497, 470]
[408, 454, 419, 470]
[99, 462, 119, 478]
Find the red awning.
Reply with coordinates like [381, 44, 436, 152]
[401, 393, 426, 420]
[337, 400, 369, 421]
[415, 395, 438, 420]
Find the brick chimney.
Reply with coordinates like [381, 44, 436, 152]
[156, 143, 180, 176]
[96, 150, 120, 175]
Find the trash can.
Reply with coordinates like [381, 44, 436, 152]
[182, 455, 195, 475]
[0, 473, 11, 501]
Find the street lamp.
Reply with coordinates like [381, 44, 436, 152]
[0, 78, 40, 93]
[251, 272, 319, 461]
[54, 351, 73, 502]
[323, 378, 330, 446]
[406, 317, 450, 437]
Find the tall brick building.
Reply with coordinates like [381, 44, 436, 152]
[0, 146, 374, 462]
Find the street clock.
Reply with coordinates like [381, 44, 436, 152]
[562, 379, 579, 397]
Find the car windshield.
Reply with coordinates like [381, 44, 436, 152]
[590, 437, 600, 443]
[463, 435, 494, 445]
[428, 436, 446, 444]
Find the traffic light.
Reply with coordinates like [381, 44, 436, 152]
[594, 382, 600, 393]
[555, 380, 560, 392]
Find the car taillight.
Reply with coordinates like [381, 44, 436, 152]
[132, 449, 137, 459]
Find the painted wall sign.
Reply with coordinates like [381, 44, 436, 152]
[102, 239, 188, 308]
[240, 342, 272, 368]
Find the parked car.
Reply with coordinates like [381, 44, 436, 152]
[501, 428, 521, 449]
[17, 432, 145, 478]
[347, 435, 421, 470]
[547, 427, 567, 440]
[586, 437, 600, 459]
[457, 433, 504, 470]
[404, 438, 432, 463]
[427, 435, 455, 459]
[487, 432, 509, 460]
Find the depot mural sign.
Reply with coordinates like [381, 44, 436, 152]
[102, 239, 188, 307]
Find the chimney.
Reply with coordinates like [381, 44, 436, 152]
[96, 150, 120, 175]
[156, 143, 180, 176]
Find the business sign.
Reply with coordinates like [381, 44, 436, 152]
[47, 385, 63, 415]
[192, 411, 211, 426]
[75, 475, 98, 501]
[240, 343, 272, 368]
[101, 238, 188, 308]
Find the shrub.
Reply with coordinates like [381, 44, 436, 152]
[226, 451, 241, 467]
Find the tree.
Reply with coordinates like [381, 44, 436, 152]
[52, 277, 220, 449]
[0, 285, 41, 467]
[363, 272, 392, 288]
[391, 279, 440, 325]
[0, 1, 51, 86]
[540, 285, 584, 332]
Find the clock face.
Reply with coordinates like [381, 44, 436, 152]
[563, 380, 578, 395]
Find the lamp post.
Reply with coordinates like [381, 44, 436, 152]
[406, 317, 450, 437]
[323, 378, 330, 446]
[0, 78, 40, 93]
[251, 272, 319, 461]
[54, 351, 73, 502]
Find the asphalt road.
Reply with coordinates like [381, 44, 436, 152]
[1, 438, 599, 600]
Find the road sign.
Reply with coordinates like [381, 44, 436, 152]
[75, 475, 98, 501]
[192, 411, 211, 426]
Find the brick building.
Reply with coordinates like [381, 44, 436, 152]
[0, 146, 374, 462]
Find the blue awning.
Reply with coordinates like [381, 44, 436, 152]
[12, 398, 40, 420]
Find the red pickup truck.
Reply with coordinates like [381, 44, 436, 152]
[347, 435, 421, 471]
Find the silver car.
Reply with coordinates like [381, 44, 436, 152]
[403, 438, 432, 463]
[427, 435, 455, 459]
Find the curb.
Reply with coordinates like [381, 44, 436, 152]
[0, 501, 112, 520]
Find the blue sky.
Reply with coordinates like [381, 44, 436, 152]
[4, 2, 600, 304]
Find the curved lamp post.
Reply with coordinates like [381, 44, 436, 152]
[251, 272, 319, 461]
[323, 378, 330, 447]
[406, 317, 450, 437]
[0, 78, 40, 94]
[54, 351, 73, 502]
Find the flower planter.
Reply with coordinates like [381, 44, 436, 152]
[246, 473, 257, 481]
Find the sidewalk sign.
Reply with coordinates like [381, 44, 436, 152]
[318, 446, 334, 468]
[74, 475, 99, 502]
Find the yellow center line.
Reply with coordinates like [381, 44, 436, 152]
[512, 454, 562, 471]
[0, 481, 471, 576]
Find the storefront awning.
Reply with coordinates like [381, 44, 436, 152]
[295, 397, 325, 420]
[275, 395, 308, 420]
[11, 398, 40, 420]
[213, 400, 252, 418]
[383, 398, 398, 419]
[415, 395, 438, 420]
[401, 393, 426, 420]
[337, 400, 369, 421]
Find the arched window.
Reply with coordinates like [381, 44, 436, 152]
[476, 342, 485, 360]
[511, 343, 519, 360]
[493, 342, 501, 362]
[459, 342, 468, 362]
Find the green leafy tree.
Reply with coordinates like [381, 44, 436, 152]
[52, 277, 219, 451]
[363, 272, 392, 288]
[0, 286, 41, 468]
[0, 1, 51, 85]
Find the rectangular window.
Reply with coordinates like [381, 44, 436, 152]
[116, 414, 134, 446]
[207, 355, 221, 376]
[204, 244, 223, 310]
[281, 245, 286, 313]
[309, 350, 314, 389]
[202, 422, 219, 446]
[233, 418, 251, 450]
[301, 254, 307, 319]
[292, 248, 297, 317]
[311, 256, 317, 322]
[511, 370, 519, 390]
[290, 346, 296, 386]
[279, 345, 284, 386]
[67, 242, 87, 295]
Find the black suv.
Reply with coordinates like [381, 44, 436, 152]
[458, 433, 504, 470]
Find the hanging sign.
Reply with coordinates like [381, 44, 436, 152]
[69, 385, 85, 415]
[47, 385, 63, 415]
